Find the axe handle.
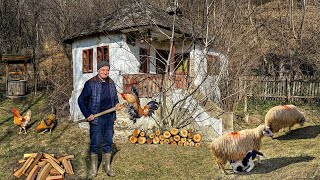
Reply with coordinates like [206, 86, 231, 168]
[77, 102, 127, 124]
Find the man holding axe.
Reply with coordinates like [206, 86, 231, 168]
[78, 61, 121, 177]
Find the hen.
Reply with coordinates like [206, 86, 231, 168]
[35, 108, 57, 134]
[121, 86, 158, 123]
[12, 108, 32, 134]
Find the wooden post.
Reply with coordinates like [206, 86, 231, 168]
[244, 95, 249, 123]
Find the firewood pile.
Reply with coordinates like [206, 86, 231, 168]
[129, 128, 202, 147]
[13, 152, 74, 180]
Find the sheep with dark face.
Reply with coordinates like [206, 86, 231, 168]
[265, 104, 306, 135]
[230, 150, 266, 173]
[210, 124, 273, 174]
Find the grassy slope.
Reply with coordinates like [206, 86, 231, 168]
[0, 94, 319, 180]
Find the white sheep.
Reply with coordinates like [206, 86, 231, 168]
[210, 124, 273, 174]
[264, 104, 306, 134]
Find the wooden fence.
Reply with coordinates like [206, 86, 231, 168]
[241, 75, 320, 102]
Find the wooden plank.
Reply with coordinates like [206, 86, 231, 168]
[36, 163, 52, 180]
[46, 157, 65, 175]
[25, 152, 43, 175]
[26, 165, 40, 180]
[57, 155, 74, 162]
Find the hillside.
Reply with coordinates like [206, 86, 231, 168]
[0, 93, 319, 179]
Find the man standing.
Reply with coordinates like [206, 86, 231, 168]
[78, 61, 121, 177]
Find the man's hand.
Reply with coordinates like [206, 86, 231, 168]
[116, 103, 122, 111]
[87, 114, 95, 121]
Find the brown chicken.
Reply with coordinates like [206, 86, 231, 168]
[35, 108, 57, 134]
[121, 86, 158, 123]
[12, 108, 32, 134]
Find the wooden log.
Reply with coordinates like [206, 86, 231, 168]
[170, 128, 179, 135]
[14, 157, 34, 178]
[129, 136, 138, 144]
[49, 168, 61, 176]
[179, 129, 188, 138]
[159, 140, 164, 145]
[139, 131, 146, 137]
[163, 131, 171, 139]
[171, 141, 177, 145]
[62, 159, 74, 174]
[177, 141, 184, 146]
[159, 135, 165, 141]
[192, 133, 202, 143]
[181, 137, 187, 143]
[132, 129, 140, 137]
[148, 133, 155, 139]
[163, 139, 170, 144]
[173, 135, 181, 142]
[146, 138, 153, 144]
[183, 141, 190, 146]
[187, 132, 193, 139]
[25, 152, 43, 175]
[36, 163, 52, 180]
[45, 175, 64, 180]
[155, 129, 161, 136]
[152, 137, 160, 144]
[26, 165, 40, 180]
[46, 157, 65, 175]
[58, 155, 74, 162]
[189, 141, 195, 147]
[195, 143, 201, 148]
[169, 137, 174, 143]
[137, 136, 146, 144]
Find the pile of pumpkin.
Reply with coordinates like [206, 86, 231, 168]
[129, 128, 202, 147]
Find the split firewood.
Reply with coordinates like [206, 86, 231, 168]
[46, 158, 65, 175]
[49, 168, 61, 176]
[36, 163, 52, 180]
[139, 131, 146, 137]
[170, 128, 179, 135]
[26, 165, 40, 180]
[14, 157, 34, 178]
[192, 133, 202, 143]
[148, 133, 155, 139]
[62, 159, 74, 174]
[58, 155, 74, 162]
[173, 135, 181, 142]
[155, 129, 161, 136]
[19, 159, 27, 164]
[137, 136, 146, 144]
[163, 131, 171, 139]
[152, 137, 160, 144]
[129, 136, 138, 144]
[38, 161, 48, 167]
[44, 154, 60, 164]
[195, 142, 201, 148]
[45, 175, 64, 180]
[25, 152, 43, 175]
[132, 128, 140, 137]
[179, 129, 188, 138]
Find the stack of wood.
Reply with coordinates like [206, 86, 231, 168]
[13, 152, 74, 180]
[129, 128, 202, 147]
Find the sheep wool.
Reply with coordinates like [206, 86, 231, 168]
[210, 125, 273, 174]
[264, 104, 306, 133]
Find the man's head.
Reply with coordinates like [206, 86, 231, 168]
[97, 61, 110, 79]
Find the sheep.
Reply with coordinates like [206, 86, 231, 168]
[230, 150, 266, 173]
[210, 124, 273, 174]
[264, 104, 306, 135]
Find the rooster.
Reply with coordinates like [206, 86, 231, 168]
[12, 108, 32, 134]
[35, 108, 57, 134]
[121, 86, 158, 123]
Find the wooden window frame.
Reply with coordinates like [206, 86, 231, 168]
[139, 48, 150, 73]
[97, 46, 110, 64]
[82, 49, 93, 73]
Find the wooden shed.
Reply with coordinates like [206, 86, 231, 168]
[0, 54, 31, 97]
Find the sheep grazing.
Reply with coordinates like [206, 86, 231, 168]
[210, 124, 273, 174]
[230, 150, 266, 173]
[264, 104, 306, 135]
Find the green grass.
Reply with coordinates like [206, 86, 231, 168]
[0, 93, 319, 179]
